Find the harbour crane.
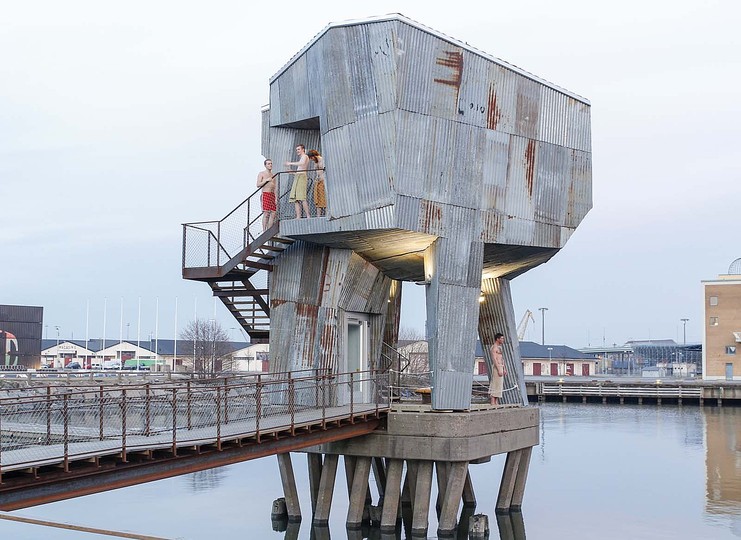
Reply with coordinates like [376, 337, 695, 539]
[517, 310, 536, 341]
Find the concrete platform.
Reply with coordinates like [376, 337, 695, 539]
[302, 405, 539, 462]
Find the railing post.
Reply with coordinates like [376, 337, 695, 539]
[46, 386, 52, 445]
[63, 393, 69, 472]
[99, 386, 104, 441]
[171, 388, 177, 456]
[182, 225, 187, 269]
[321, 373, 327, 430]
[255, 375, 262, 443]
[145, 384, 151, 437]
[121, 389, 127, 463]
[216, 222, 221, 267]
[223, 378, 229, 425]
[216, 386, 222, 451]
[289, 374, 295, 435]
[350, 372, 354, 422]
[187, 381, 192, 430]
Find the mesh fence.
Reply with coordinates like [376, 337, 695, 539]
[0, 370, 387, 473]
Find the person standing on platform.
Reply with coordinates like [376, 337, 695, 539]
[489, 332, 507, 406]
[257, 159, 277, 230]
[285, 144, 310, 219]
[307, 149, 326, 217]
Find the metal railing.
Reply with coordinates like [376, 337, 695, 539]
[0, 369, 388, 479]
[182, 168, 327, 271]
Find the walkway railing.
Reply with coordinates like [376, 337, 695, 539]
[0, 369, 388, 479]
[181, 169, 327, 271]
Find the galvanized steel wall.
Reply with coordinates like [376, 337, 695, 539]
[263, 14, 592, 409]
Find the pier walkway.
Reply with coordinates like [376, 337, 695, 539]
[0, 369, 387, 509]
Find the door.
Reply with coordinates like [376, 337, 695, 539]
[533, 363, 542, 376]
[550, 363, 558, 376]
[566, 363, 574, 376]
[582, 363, 590, 376]
[345, 313, 370, 404]
[726, 363, 734, 381]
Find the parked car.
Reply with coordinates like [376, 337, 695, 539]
[103, 359, 121, 370]
[65, 362, 82, 369]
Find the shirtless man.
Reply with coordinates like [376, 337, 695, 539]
[285, 144, 311, 219]
[257, 159, 277, 230]
[489, 332, 507, 406]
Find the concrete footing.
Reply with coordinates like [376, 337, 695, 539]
[274, 405, 537, 534]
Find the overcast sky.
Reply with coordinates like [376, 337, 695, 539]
[2, 0, 739, 348]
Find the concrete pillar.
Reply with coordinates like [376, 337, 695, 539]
[347, 456, 372, 528]
[479, 277, 528, 406]
[424, 237, 483, 411]
[381, 458, 404, 532]
[496, 449, 522, 513]
[462, 469, 477, 507]
[313, 454, 339, 525]
[435, 461, 449, 517]
[411, 460, 434, 536]
[510, 446, 532, 511]
[373, 456, 387, 500]
[437, 461, 469, 536]
[277, 453, 301, 521]
[403, 459, 419, 507]
[307, 453, 323, 514]
[344, 455, 356, 497]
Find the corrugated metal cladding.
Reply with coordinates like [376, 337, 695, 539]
[479, 278, 528, 405]
[262, 15, 591, 406]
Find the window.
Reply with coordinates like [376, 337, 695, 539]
[727, 346, 737, 355]
[710, 317, 719, 326]
[709, 296, 718, 306]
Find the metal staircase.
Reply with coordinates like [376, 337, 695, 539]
[182, 181, 292, 343]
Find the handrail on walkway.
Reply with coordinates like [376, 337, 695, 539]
[181, 168, 327, 271]
[0, 368, 389, 480]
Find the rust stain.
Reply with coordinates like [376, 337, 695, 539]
[525, 140, 536, 198]
[434, 50, 463, 89]
[420, 200, 443, 234]
[486, 83, 501, 130]
[271, 299, 286, 308]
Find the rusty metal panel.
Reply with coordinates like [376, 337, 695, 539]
[515, 77, 541, 141]
[319, 27, 356, 131]
[319, 249, 352, 309]
[261, 107, 271, 158]
[482, 129, 511, 214]
[396, 22, 434, 117]
[565, 149, 592, 228]
[534, 141, 569, 226]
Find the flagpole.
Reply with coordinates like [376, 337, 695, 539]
[137, 297, 141, 371]
[85, 299, 89, 369]
[102, 298, 107, 369]
[155, 297, 159, 371]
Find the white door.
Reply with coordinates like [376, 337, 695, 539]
[345, 313, 370, 404]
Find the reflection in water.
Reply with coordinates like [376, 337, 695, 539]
[186, 467, 225, 492]
[495, 511, 526, 540]
[706, 408, 741, 519]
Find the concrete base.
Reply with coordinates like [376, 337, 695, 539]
[278, 405, 540, 531]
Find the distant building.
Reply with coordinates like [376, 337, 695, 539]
[476, 342, 598, 377]
[703, 258, 741, 380]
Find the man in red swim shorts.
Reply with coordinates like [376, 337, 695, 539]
[257, 159, 277, 229]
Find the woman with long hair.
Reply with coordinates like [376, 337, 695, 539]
[307, 149, 326, 217]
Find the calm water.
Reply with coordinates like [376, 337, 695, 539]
[3, 403, 741, 539]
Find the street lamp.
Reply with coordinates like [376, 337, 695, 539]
[54, 326, 60, 368]
[539, 307, 549, 345]
[680, 318, 689, 346]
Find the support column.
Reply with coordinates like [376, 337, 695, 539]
[381, 459, 404, 532]
[435, 461, 449, 517]
[411, 460, 434, 536]
[347, 456, 372, 528]
[510, 446, 533, 511]
[424, 236, 483, 411]
[496, 449, 523, 513]
[462, 469, 477, 507]
[313, 454, 339, 525]
[307, 453, 323, 515]
[373, 456, 387, 500]
[437, 461, 469, 536]
[479, 277, 528, 405]
[403, 459, 418, 507]
[277, 453, 301, 521]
